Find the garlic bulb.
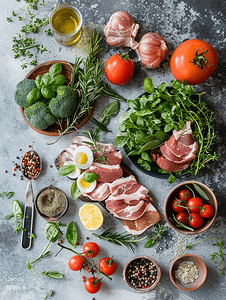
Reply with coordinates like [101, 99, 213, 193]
[104, 11, 139, 49]
[135, 32, 168, 69]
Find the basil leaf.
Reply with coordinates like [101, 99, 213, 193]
[115, 133, 129, 148]
[49, 75, 66, 90]
[42, 270, 65, 279]
[58, 165, 75, 176]
[193, 183, 209, 200]
[44, 222, 60, 242]
[141, 152, 152, 163]
[66, 221, 77, 248]
[168, 174, 176, 184]
[41, 86, 55, 99]
[101, 100, 119, 121]
[35, 74, 42, 89]
[71, 181, 82, 199]
[0, 191, 15, 199]
[83, 172, 98, 183]
[27, 87, 41, 106]
[41, 251, 51, 258]
[49, 63, 63, 78]
[137, 158, 151, 171]
[144, 239, 156, 248]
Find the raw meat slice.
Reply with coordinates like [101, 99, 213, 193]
[109, 175, 148, 196]
[94, 151, 122, 165]
[122, 202, 162, 235]
[156, 156, 191, 172]
[105, 195, 149, 220]
[83, 182, 110, 201]
[160, 143, 196, 164]
[85, 162, 123, 183]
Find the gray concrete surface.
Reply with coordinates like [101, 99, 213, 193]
[1, 0, 226, 299]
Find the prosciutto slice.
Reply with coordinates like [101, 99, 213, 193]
[123, 202, 162, 235]
[83, 182, 110, 201]
[85, 162, 123, 183]
[156, 122, 198, 172]
[109, 175, 148, 196]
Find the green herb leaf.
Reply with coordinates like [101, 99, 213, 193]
[44, 290, 53, 299]
[101, 100, 119, 121]
[26, 260, 32, 270]
[58, 165, 75, 176]
[4, 213, 14, 220]
[49, 63, 62, 78]
[66, 221, 77, 248]
[83, 172, 99, 183]
[44, 222, 60, 243]
[42, 270, 65, 279]
[168, 174, 176, 184]
[193, 183, 209, 200]
[70, 181, 82, 199]
[144, 239, 156, 248]
[41, 251, 51, 258]
[0, 191, 15, 199]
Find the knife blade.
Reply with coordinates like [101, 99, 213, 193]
[21, 180, 34, 250]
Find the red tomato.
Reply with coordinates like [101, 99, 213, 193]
[188, 213, 204, 229]
[172, 198, 186, 212]
[187, 197, 203, 212]
[178, 189, 191, 201]
[83, 242, 100, 258]
[176, 212, 189, 225]
[99, 257, 117, 276]
[200, 204, 214, 218]
[84, 277, 101, 294]
[68, 255, 85, 271]
[170, 39, 218, 85]
[105, 54, 134, 85]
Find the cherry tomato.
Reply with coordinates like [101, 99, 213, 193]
[187, 197, 203, 212]
[172, 198, 186, 212]
[200, 204, 214, 218]
[178, 189, 191, 201]
[105, 54, 134, 85]
[84, 277, 101, 294]
[99, 257, 117, 276]
[68, 255, 85, 271]
[188, 213, 204, 229]
[176, 212, 189, 225]
[170, 39, 218, 85]
[83, 242, 100, 258]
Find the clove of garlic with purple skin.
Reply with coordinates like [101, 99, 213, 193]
[104, 11, 139, 49]
[135, 32, 168, 69]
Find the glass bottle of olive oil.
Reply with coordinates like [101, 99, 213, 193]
[50, 4, 83, 46]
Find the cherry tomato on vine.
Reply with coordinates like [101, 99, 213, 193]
[84, 277, 101, 294]
[68, 255, 85, 271]
[99, 257, 117, 276]
[199, 204, 214, 218]
[187, 197, 203, 213]
[83, 242, 100, 258]
[188, 213, 204, 229]
[178, 189, 191, 201]
[172, 198, 186, 212]
[170, 39, 218, 85]
[176, 212, 189, 225]
[105, 54, 134, 85]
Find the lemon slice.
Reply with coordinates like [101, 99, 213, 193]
[79, 204, 104, 230]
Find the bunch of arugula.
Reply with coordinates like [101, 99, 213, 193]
[115, 79, 218, 183]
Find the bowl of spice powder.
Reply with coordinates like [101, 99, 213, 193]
[123, 256, 161, 292]
[35, 186, 69, 221]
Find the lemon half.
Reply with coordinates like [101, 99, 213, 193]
[79, 204, 104, 230]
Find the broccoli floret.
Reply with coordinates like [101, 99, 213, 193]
[24, 101, 56, 130]
[14, 79, 36, 108]
[48, 86, 77, 119]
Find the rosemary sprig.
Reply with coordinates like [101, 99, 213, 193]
[92, 228, 147, 252]
[7, 0, 50, 68]
[102, 83, 127, 102]
[211, 238, 226, 275]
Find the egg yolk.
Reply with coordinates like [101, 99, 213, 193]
[75, 152, 88, 166]
[80, 177, 91, 189]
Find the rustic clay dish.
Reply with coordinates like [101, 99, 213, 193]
[164, 181, 218, 235]
[34, 186, 69, 221]
[20, 60, 94, 136]
[123, 255, 161, 292]
[169, 254, 207, 291]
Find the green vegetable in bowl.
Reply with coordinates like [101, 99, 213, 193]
[24, 101, 56, 130]
[14, 79, 36, 108]
[48, 86, 77, 119]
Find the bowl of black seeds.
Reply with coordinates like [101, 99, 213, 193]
[123, 256, 161, 292]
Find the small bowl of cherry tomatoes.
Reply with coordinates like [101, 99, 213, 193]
[164, 181, 218, 235]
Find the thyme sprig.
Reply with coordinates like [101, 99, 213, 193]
[211, 238, 226, 275]
[92, 228, 147, 252]
[7, 0, 50, 68]
[144, 223, 168, 248]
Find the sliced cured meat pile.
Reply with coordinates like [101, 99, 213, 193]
[110, 175, 148, 196]
[155, 121, 198, 172]
[62, 136, 122, 165]
[85, 162, 123, 183]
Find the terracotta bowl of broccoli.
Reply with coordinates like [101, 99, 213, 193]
[17, 60, 94, 136]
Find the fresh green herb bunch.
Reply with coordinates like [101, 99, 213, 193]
[115, 79, 218, 181]
[7, 0, 51, 69]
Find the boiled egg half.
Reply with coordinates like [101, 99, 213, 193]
[77, 173, 97, 193]
[63, 161, 81, 179]
[74, 146, 94, 170]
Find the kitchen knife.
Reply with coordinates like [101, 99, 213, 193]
[21, 180, 34, 250]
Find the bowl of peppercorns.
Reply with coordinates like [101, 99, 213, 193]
[123, 256, 161, 292]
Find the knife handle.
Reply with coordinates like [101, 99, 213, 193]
[21, 204, 34, 250]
